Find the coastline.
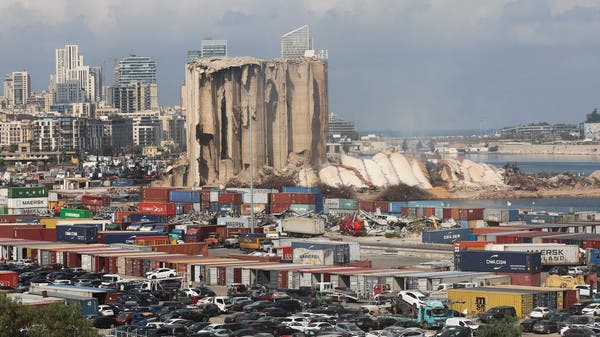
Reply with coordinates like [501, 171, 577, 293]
[447, 187, 600, 200]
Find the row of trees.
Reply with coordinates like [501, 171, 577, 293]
[0, 294, 99, 337]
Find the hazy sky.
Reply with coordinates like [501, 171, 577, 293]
[2, 0, 600, 133]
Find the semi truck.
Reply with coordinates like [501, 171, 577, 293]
[366, 296, 452, 329]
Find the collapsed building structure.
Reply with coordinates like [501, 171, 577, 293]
[184, 57, 328, 186]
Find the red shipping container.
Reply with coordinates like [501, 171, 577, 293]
[374, 201, 389, 213]
[453, 241, 493, 252]
[142, 187, 175, 202]
[458, 208, 485, 221]
[218, 193, 242, 204]
[270, 203, 291, 214]
[82, 195, 110, 206]
[0, 271, 18, 288]
[41, 228, 56, 241]
[0, 216, 16, 223]
[496, 235, 524, 244]
[401, 207, 409, 217]
[14, 228, 44, 241]
[138, 202, 176, 215]
[278, 271, 288, 288]
[424, 207, 435, 217]
[67, 252, 81, 268]
[114, 211, 132, 224]
[234, 268, 242, 283]
[359, 201, 375, 212]
[282, 246, 292, 260]
[290, 193, 316, 204]
[443, 208, 453, 219]
[270, 193, 292, 204]
[497, 272, 541, 286]
[584, 239, 600, 250]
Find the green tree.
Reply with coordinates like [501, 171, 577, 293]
[0, 294, 100, 337]
[477, 317, 521, 337]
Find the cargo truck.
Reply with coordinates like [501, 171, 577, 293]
[378, 298, 452, 329]
[279, 217, 325, 237]
[239, 233, 269, 251]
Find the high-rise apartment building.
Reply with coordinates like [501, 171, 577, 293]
[281, 25, 312, 58]
[51, 44, 99, 103]
[201, 40, 227, 57]
[112, 82, 158, 113]
[186, 50, 202, 63]
[3, 72, 31, 106]
[115, 55, 157, 86]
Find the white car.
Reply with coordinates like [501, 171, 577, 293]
[530, 307, 552, 319]
[97, 305, 114, 317]
[305, 322, 335, 332]
[445, 317, 479, 330]
[398, 290, 427, 307]
[366, 330, 395, 337]
[569, 266, 587, 276]
[280, 316, 310, 327]
[145, 268, 177, 279]
[582, 303, 600, 316]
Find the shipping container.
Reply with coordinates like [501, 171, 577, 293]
[56, 225, 98, 244]
[111, 178, 135, 187]
[282, 186, 320, 193]
[138, 202, 176, 215]
[269, 203, 291, 214]
[81, 195, 110, 207]
[169, 190, 201, 203]
[485, 243, 581, 266]
[458, 208, 485, 221]
[8, 187, 48, 199]
[60, 208, 93, 219]
[289, 193, 316, 205]
[0, 271, 18, 288]
[241, 203, 267, 215]
[388, 202, 408, 214]
[216, 217, 250, 228]
[7, 197, 48, 209]
[98, 231, 162, 244]
[293, 248, 334, 265]
[497, 273, 541, 287]
[218, 192, 242, 205]
[455, 251, 542, 274]
[129, 213, 168, 224]
[142, 187, 174, 202]
[282, 217, 325, 236]
[448, 287, 534, 318]
[270, 193, 292, 204]
[241, 193, 269, 205]
[291, 241, 350, 264]
[422, 228, 472, 244]
[289, 204, 317, 213]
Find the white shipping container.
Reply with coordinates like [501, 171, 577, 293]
[241, 269, 251, 285]
[485, 243, 581, 265]
[0, 188, 7, 197]
[118, 257, 127, 275]
[7, 197, 48, 209]
[293, 248, 334, 265]
[208, 267, 218, 285]
[8, 208, 47, 215]
[324, 198, 340, 209]
[282, 217, 325, 235]
[242, 193, 269, 204]
[81, 254, 93, 271]
[193, 203, 201, 212]
[48, 192, 58, 202]
[209, 191, 219, 202]
[217, 216, 250, 228]
[300, 272, 313, 287]
[0, 196, 7, 205]
[347, 242, 361, 261]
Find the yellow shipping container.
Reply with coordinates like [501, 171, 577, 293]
[545, 275, 585, 288]
[448, 288, 534, 318]
[41, 218, 59, 229]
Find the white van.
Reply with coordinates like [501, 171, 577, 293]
[445, 317, 479, 330]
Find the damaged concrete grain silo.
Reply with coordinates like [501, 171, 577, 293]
[184, 57, 328, 186]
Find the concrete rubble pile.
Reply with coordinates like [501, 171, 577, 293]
[434, 158, 506, 191]
[184, 57, 328, 186]
[319, 152, 433, 189]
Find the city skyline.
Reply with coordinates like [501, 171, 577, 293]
[3, 1, 600, 132]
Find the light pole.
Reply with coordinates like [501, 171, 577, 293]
[248, 93, 254, 233]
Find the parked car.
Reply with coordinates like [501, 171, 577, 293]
[521, 318, 540, 332]
[563, 327, 600, 337]
[583, 303, 600, 316]
[531, 307, 552, 319]
[445, 317, 479, 331]
[336, 322, 366, 337]
[571, 302, 595, 315]
[532, 320, 559, 334]
[434, 326, 473, 337]
[92, 316, 117, 329]
[550, 266, 569, 276]
[575, 285, 598, 298]
[398, 290, 426, 307]
[146, 268, 177, 279]
[98, 305, 115, 317]
[478, 306, 516, 323]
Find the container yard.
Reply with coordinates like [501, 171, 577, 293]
[1, 183, 600, 337]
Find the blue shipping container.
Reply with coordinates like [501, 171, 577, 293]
[169, 190, 201, 203]
[111, 178, 134, 187]
[315, 193, 324, 213]
[389, 201, 408, 214]
[422, 228, 472, 244]
[66, 297, 99, 316]
[282, 186, 320, 193]
[129, 213, 169, 223]
[100, 231, 162, 244]
[509, 209, 520, 222]
[588, 249, 600, 265]
[56, 225, 98, 243]
[458, 220, 469, 228]
[407, 200, 446, 207]
[455, 250, 542, 274]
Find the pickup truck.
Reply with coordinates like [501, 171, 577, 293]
[223, 234, 240, 248]
[197, 296, 232, 313]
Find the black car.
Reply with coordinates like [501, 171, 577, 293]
[187, 321, 212, 333]
[263, 307, 288, 317]
[563, 327, 599, 337]
[558, 315, 594, 329]
[244, 300, 273, 312]
[532, 320, 559, 334]
[153, 324, 189, 337]
[435, 326, 473, 337]
[375, 317, 399, 329]
[570, 302, 594, 315]
[353, 316, 377, 332]
[232, 299, 253, 311]
[549, 266, 569, 276]
[273, 324, 302, 337]
[273, 299, 302, 314]
[478, 306, 516, 323]
[92, 316, 117, 329]
[520, 318, 540, 332]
